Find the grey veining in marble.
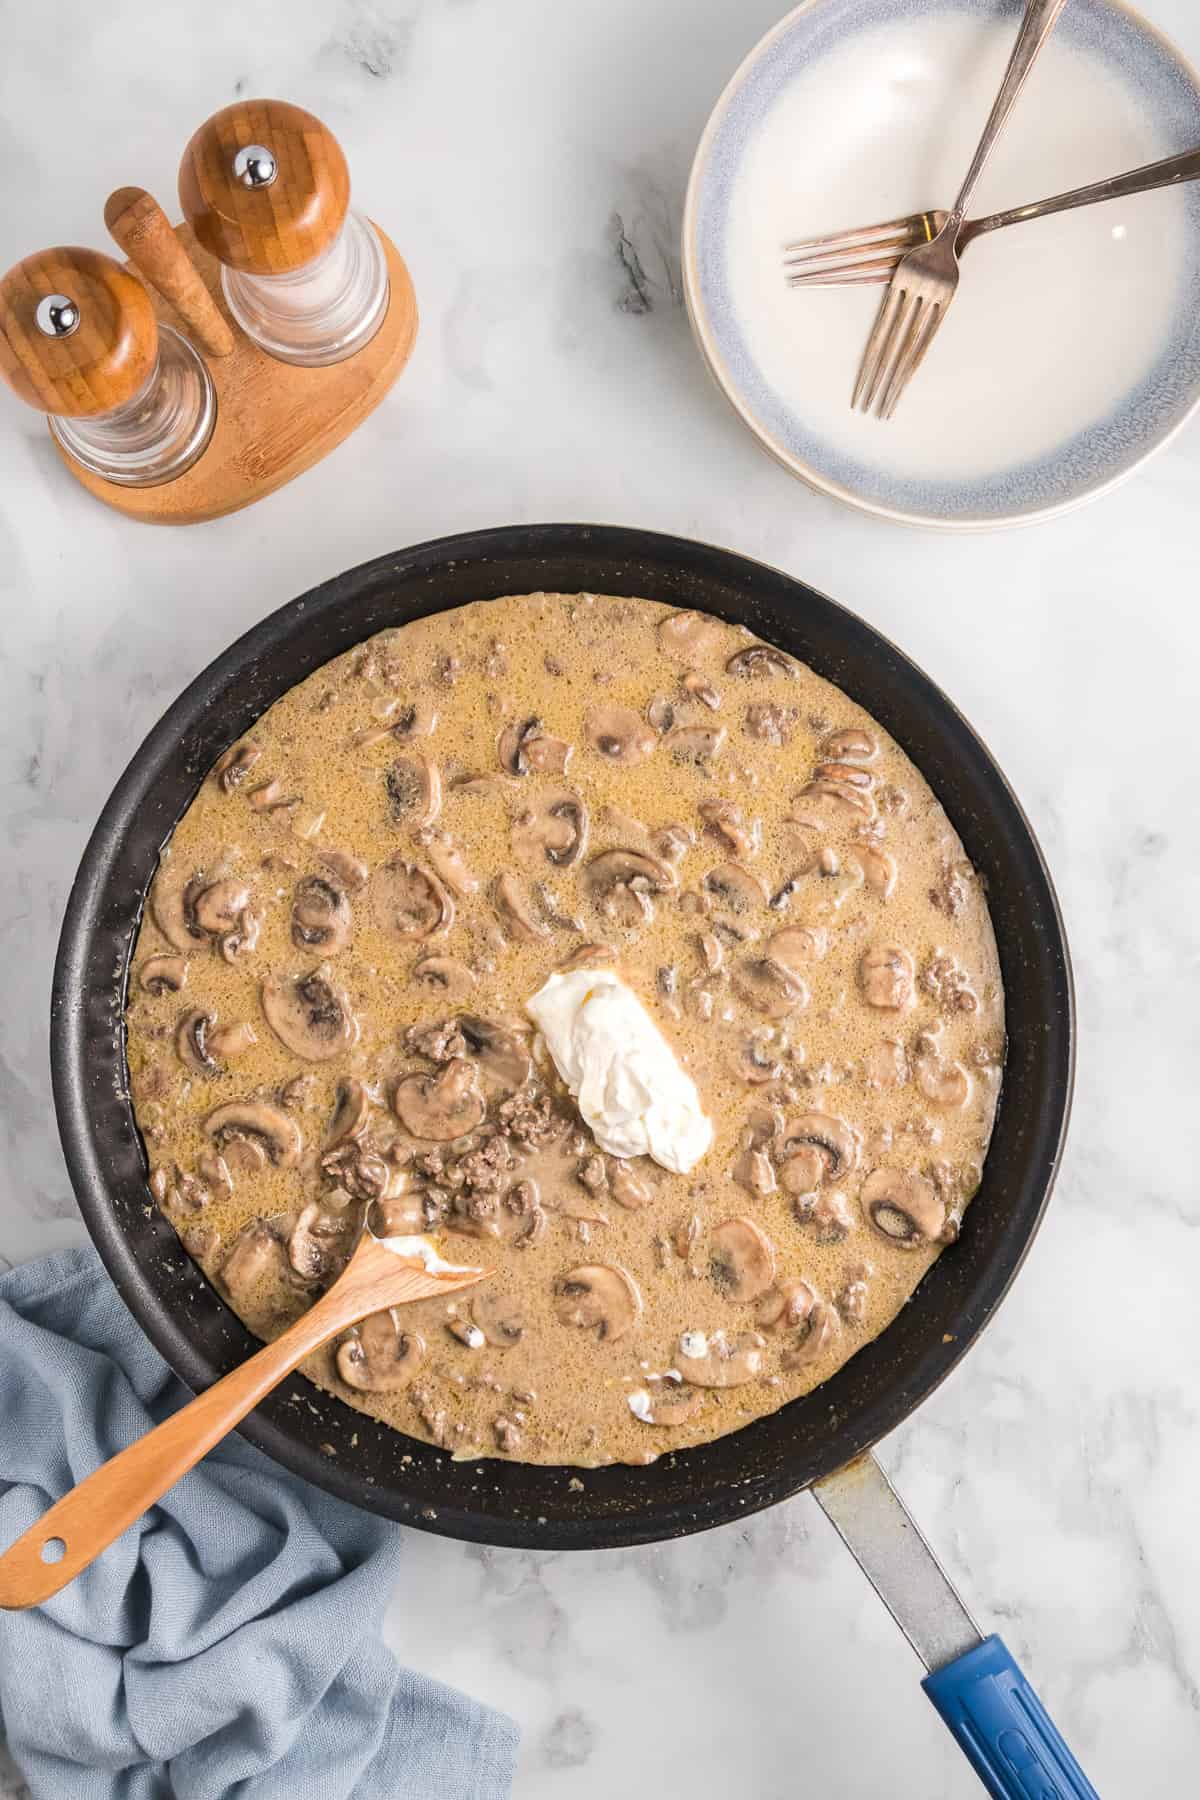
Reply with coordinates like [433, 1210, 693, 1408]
[2, 1, 1200, 1794]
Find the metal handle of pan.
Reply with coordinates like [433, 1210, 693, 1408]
[813, 1453, 1101, 1798]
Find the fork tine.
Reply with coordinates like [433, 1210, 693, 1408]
[879, 298, 944, 419]
[782, 227, 916, 267]
[873, 295, 928, 418]
[853, 281, 909, 413]
[781, 214, 924, 255]
[785, 249, 905, 287]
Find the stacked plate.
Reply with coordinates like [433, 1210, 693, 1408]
[683, 0, 1200, 528]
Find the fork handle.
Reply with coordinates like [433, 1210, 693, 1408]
[947, 0, 1069, 234]
[961, 144, 1200, 245]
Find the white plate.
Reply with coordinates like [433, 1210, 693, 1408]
[683, 0, 1200, 529]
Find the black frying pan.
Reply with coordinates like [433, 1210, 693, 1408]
[50, 523, 1073, 1553]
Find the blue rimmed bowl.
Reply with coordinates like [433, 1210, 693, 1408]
[683, 0, 1200, 529]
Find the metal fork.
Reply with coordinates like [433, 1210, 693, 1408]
[784, 146, 1200, 286]
[853, 0, 1068, 419]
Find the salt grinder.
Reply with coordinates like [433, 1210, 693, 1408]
[0, 247, 216, 485]
[179, 100, 390, 367]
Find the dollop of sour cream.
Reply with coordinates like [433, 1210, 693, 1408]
[526, 969, 712, 1174]
[373, 1233, 477, 1275]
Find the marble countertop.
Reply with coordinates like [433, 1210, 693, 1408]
[2, 1, 1199, 1793]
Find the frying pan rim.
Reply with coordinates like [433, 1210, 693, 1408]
[50, 522, 1074, 1549]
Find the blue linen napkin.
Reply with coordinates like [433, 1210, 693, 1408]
[0, 1247, 519, 1800]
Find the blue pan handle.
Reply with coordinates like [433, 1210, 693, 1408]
[923, 1635, 1101, 1799]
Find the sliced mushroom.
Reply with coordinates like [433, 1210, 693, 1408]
[778, 1113, 857, 1187]
[371, 858, 454, 939]
[337, 1311, 425, 1392]
[794, 1187, 854, 1243]
[523, 732, 573, 774]
[262, 970, 358, 1062]
[493, 871, 549, 941]
[865, 1039, 908, 1089]
[558, 940, 618, 973]
[292, 875, 352, 953]
[781, 1300, 840, 1370]
[732, 957, 809, 1019]
[657, 609, 728, 666]
[726, 644, 797, 679]
[737, 1032, 785, 1086]
[196, 1148, 233, 1195]
[326, 1077, 371, 1148]
[318, 848, 369, 892]
[675, 1328, 764, 1387]
[859, 945, 915, 1011]
[175, 1008, 217, 1076]
[212, 738, 263, 794]
[420, 833, 478, 897]
[393, 1058, 485, 1141]
[369, 1192, 427, 1236]
[704, 862, 768, 914]
[470, 1290, 525, 1348]
[698, 799, 759, 858]
[646, 695, 675, 733]
[218, 903, 261, 964]
[554, 1263, 642, 1342]
[627, 1373, 703, 1427]
[150, 863, 207, 953]
[610, 1162, 652, 1210]
[862, 1168, 946, 1248]
[218, 1221, 288, 1305]
[811, 761, 874, 792]
[391, 698, 438, 740]
[248, 778, 299, 815]
[207, 1020, 258, 1061]
[836, 1262, 874, 1324]
[188, 878, 247, 937]
[914, 1039, 972, 1110]
[498, 716, 545, 776]
[792, 779, 877, 825]
[511, 790, 588, 869]
[205, 1100, 302, 1168]
[139, 954, 188, 996]
[709, 1217, 777, 1302]
[849, 845, 897, 900]
[665, 725, 727, 766]
[822, 726, 877, 763]
[456, 1014, 531, 1092]
[583, 849, 677, 926]
[386, 754, 441, 828]
[733, 1143, 776, 1196]
[288, 1201, 353, 1282]
[682, 671, 721, 710]
[584, 704, 656, 766]
[412, 955, 476, 1002]
[767, 925, 828, 969]
[654, 822, 695, 865]
[756, 1278, 817, 1334]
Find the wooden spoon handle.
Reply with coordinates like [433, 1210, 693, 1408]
[0, 1295, 345, 1610]
[0, 1248, 478, 1611]
[105, 187, 235, 357]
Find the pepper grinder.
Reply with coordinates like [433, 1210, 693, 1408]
[179, 99, 390, 368]
[0, 246, 216, 486]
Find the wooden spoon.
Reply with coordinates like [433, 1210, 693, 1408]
[0, 1233, 485, 1610]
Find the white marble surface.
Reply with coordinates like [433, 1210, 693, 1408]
[2, 1, 1199, 1793]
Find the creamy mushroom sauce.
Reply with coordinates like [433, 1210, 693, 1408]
[125, 594, 1004, 1467]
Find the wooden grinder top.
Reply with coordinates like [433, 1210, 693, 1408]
[0, 246, 158, 417]
[178, 99, 351, 276]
